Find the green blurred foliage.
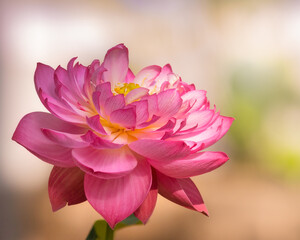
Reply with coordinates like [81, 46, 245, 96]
[227, 61, 300, 179]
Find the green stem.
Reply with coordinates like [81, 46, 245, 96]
[105, 225, 114, 240]
[86, 215, 141, 240]
[86, 221, 114, 240]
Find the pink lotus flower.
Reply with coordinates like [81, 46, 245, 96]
[13, 44, 233, 228]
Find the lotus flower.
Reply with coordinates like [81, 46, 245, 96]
[12, 44, 234, 228]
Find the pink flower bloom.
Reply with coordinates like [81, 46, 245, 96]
[13, 44, 234, 228]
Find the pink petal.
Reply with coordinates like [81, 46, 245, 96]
[134, 65, 161, 87]
[55, 62, 90, 107]
[35, 64, 74, 116]
[137, 115, 160, 129]
[157, 89, 182, 118]
[195, 116, 234, 149]
[156, 118, 176, 131]
[54, 65, 69, 87]
[81, 131, 123, 149]
[180, 90, 207, 114]
[87, 59, 104, 87]
[42, 129, 89, 148]
[110, 108, 136, 129]
[127, 100, 149, 125]
[129, 139, 190, 161]
[12, 112, 85, 167]
[104, 94, 125, 116]
[57, 59, 88, 102]
[172, 118, 187, 134]
[134, 171, 158, 224]
[44, 99, 86, 124]
[72, 146, 137, 179]
[48, 166, 86, 211]
[125, 87, 149, 104]
[107, 132, 134, 144]
[102, 44, 129, 85]
[152, 64, 173, 89]
[84, 160, 152, 228]
[34, 63, 57, 102]
[149, 151, 229, 178]
[84, 63, 98, 97]
[156, 172, 208, 215]
[170, 116, 234, 150]
[86, 115, 107, 135]
[92, 91, 101, 113]
[53, 70, 87, 112]
[141, 94, 159, 119]
[93, 82, 114, 111]
[217, 116, 235, 142]
[125, 68, 135, 83]
[52, 58, 89, 111]
[129, 129, 165, 140]
[180, 110, 215, 132]
[73, 62, 88, 97]
[54, 80, 79, 106]
[66, 58, 86, 99]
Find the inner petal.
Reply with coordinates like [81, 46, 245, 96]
[114, 83, 140, 96]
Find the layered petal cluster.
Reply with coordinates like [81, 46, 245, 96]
[13, 44, 234, 228]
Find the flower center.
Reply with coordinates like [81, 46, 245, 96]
[114, 83, 140, 96]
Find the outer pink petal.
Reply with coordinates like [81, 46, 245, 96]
[73, 62, 88, 97]
[84, 160, 152, 228]
[170, 116, 234, 150]
[194, 116, 234, 150]
[156, 118, 176, 131]
[217, 116, 235, 142]
[72, 146, 137, 179]
[156, 172, 208, 215]
[102, 44, 129, 85]
[134, 171, 158, 224]
[110, 108, 136, 129]
[12, 112, 85, 167]
[34, 63, 57, 103]
[54, 65, 70, 87]
[129, 139, 190, 161]
[44, 99, 86, 124]
[53, 58, 88, 109]
[48, 166, 86, 211]
[149, 151, 229, 178]
[180, 90, 207, 114]
[35, 65, 80, 121]
[66, 57, 84, 98]
[180, 110, 215, 132]
[55, 58, 88, 102]
[42, 129, 89, 148]
[55, 80, 79, 106]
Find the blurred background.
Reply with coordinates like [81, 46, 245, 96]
[1, 0, 300, 239]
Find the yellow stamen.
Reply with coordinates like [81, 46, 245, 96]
[114, 83, 140, 96]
